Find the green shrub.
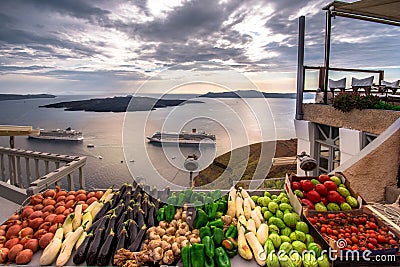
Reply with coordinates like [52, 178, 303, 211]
[333, 93, 390, 112]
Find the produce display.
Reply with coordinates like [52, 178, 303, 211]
[307, 212, 400, 251]
[290, 174, 360, 211]
[0, 186, 107, 265]
[0, 178, 399, 266]
[237, 188, 330, 267]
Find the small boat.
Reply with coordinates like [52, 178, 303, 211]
[87, 144, 95, 148]
[129, 159, 135, 162]
[98, 155, 103, 159]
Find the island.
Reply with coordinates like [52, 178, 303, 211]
[0, 94, 56, 101]
[199, 90, 313, 99]
[40, 96, 203, 112]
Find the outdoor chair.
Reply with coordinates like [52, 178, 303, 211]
[381, 80, 399, 95]
[351, 76, 374, 95]
[328, 78, 346, 97]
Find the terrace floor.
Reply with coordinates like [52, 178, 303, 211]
[0, 196, 21, 222]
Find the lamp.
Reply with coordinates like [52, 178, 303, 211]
[297, 151, 317, 175]
[184, 154, 198, 187]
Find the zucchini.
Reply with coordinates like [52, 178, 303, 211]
[73, 231, 94, 265]
[56, 226, 85, 266]
[40, 227, 64, 265]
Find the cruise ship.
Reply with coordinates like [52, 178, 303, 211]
[147, 129, 216, 145]
[28, 127, 84, 141]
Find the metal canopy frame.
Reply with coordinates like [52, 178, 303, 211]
[321, 0, 400, 103]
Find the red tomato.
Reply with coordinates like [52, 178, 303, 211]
[320, 227, 327, 233]
[327, 228, 333, 235]
[327, 214, 335, 219]
[350, 226, 358, 233]
[367, 243, 375, 250]
[369, 222, 377, 230]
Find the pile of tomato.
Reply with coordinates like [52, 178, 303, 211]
[307, 212, 399, 251]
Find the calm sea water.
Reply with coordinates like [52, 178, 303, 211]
[0, 94, 297, 189]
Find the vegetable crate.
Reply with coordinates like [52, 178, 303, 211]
[285, 172, 365, 216]
[304, 206, 400, 266]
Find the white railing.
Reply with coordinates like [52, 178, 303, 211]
[0, 146, 86, 204]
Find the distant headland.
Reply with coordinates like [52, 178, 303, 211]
[199, 90, 302, 99]
[0, 94, 56, 101]
[40, 96, 203, 112]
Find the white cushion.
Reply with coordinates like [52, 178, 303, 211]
[351, 76, 374, 87]
[329, 78, 346, 89]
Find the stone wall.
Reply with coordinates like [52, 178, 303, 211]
[303, 104, 400, 135]
[341, 128, 400, 202]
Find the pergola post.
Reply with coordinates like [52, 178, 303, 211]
[323, 11, 332, 104]
[295, 16, 305, 120]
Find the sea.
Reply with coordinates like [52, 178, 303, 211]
[0, 94, 310, 190]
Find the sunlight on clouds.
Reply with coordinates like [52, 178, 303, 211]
[289, 0, 326, 20]
[147, 0, 185, 18]
[232, 5, 287, 61]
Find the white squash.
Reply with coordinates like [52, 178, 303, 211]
[56, 226, 85, 266]
[239, 188, 256, 209]
[227, 187, 237, 217]
[236, 196, 244, 218]
[72, 204, 82, 231]
[243, 198, 252, 220]
[256, 223, 269, 246]
[251, 210, 262, 229]
[40, 227, 64, 265]
[238, 225, 253, 260]
[245, 231, 266, 266]
[247, 219, 257, 235]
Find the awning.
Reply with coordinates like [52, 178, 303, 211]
[0, 125, 39, 136]
[324, 0, 400, 27]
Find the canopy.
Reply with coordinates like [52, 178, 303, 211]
[324, 0, 400, 27]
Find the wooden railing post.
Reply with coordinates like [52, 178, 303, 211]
[34, 158, 40, 179]
[79, 167, 85, 189]
[8, 155, 15, 185]
[67, 174, 74, 191]
[25, 157, 31, 185]
[16, 156, 22, 187]
[0, 153, 5, 181]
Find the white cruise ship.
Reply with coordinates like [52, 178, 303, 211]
[28, 127, 84, 141]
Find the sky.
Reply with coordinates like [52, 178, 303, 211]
[0, 0, 399, 95]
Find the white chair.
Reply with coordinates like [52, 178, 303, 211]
[328, 78, 346, 96]
[351, 76, 374, 95]
[381, 80, 399, 95]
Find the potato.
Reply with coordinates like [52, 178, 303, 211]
[42, 205, 55, 213]
[95, 191, 104, 199]
[65, 200, 74, 209]
[24, 238, 38, 253]
[65, 195, 76, 202]
[21, 221, 29, 228]
[76, 189, 86, 195]
[34, 204, 44, 211]
[56, 195, 66, 203]
[29, 194, 43, 205]
[19, 227, 33, 238]
[63, 208, 72, 216]
[67, 190, 76, 196]
[5, 238, 19, 249]
[0, 247, 9, 263]
[76, 193, 87, 202]
[53, 214, 66, 224]
[86, 197, 98, 205]
[39, 222, 52, 231]
[0, 230, 4, 236]
[15, 249, 33, 265]
[28, 217, 44, 230]
[86, 191, 95, 199]
[48, 223, 59, 234]
[6, 225, 22, 239]
[39, 232, 54, 249]
[45, 214, 57, 223]
[0, 236, 5, 244]
[19, 236, 31, 247]
[28, 211, 43, 220]
[55, 206, 66, 215]
[32, 229, 47, 240]
[81, 204, 88, 211]
[8, 243, 23, 261]
[43, 198, 56, 207]
[44, 189, 56, 199]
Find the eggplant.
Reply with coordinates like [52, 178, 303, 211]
[137, 208, 145, 227]
[132, 185, 141, 198]
[128, 224, 147, 252]
[136, 193, 142, 207]
[105, 212, 117, 234]
[115, 226, 128, 253]
[118, 183, 129, 198]
[89, 213, 110, 232]
[97, 228, 116, 266]
[124, 191, 132, 207]
[153, 198, 160, 211]
[116, 210, 127, 234]
[128, 220, 138, 245]
[132, 203, 139, 221]
[142, 196, 149, 218]
[93, 199, 113, 222]
[110, 194, 120, 209]
[147, 203, 156, 227]
[73, 231, 94, 264]
[115, 201, 126, 222]
[86, 227, 105, 265]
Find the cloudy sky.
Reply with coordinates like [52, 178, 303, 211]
[0, 0, 399, 94]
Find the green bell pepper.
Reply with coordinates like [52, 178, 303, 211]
[190, 243, 205, 267]
[225, 247, 238, 258]
[213, 190, 222, 199]
[205, 196, 213, 205]
[190, 192, 199, 203]
[167, 192, 177, 205]
[156, 207, 165, 222]
[207, 219, 224, 229]
[217, 200, 227, 213]
[214, 247, 231, 267]
[193, 208, 209, 229]
[181, 244, 191, 267]
[184, 189, 193, 202]
[224, 225, 238, 239]
[216, 212, 223, 218]
[212, 227, 224, 245]
[164, 204, 176, 223]
[202, 236, 215, 259]
[177, 192, 186, 207]
[205, 255, 214, 267]
[207, 202, 219, 220]
[200, 226, 212, 239]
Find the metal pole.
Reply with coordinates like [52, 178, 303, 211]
[10, 136, 15, 148]
[323, 11, 332, 104]
[189, 171, 193, 188]
[295, 16, 305, 120]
